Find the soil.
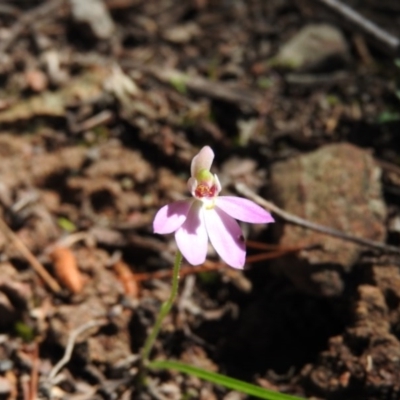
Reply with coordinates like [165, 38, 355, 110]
[1, 0, 400, 399]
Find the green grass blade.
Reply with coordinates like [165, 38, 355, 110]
[148, 360, 304, 400]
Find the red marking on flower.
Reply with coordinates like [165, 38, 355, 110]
[195, 183, 217, 198]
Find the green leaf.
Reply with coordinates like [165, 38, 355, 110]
[14, 321, 35, 342]
[148, 360, 304, 400]
[57, 217, 77, 232]
[256, 77, 273, 89]
[198, 270, 219, 285]
[377, 111, 400, 123]
[169, 76, 187, 94]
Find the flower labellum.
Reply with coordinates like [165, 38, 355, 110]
[153, 146, 274, 269]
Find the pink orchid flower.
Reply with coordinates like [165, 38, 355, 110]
[153, 146, 274, 269]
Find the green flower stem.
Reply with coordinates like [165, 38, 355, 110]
[141, 249, 183, 364]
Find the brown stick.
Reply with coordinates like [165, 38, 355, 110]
[120, 61, 264, 110]
[235, 182, 400, 255]
[29, 343, 39, 400]
[0, 217, 61, 293]
[0, 0, 66, 54]
[315, 0, 400, 55]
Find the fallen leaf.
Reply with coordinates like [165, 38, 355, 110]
[50, 246, 83, 294]
[113, 260, 139, 297]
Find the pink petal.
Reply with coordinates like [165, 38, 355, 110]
[215, 196, 274, 224]
[204, 207, 246, 269]
[153, 200, 193, 234]
[175, 202, 208, 265]
[191, 146, 214, 177]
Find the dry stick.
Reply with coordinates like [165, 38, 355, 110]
[149, 66, 263, 109]
[119, 60, 263, 111]
[0, 217, 61, 293]
[315, 0, 400, 55]
[29, 343, 39, 400]
[48, 319, 107, 381]
[246, 239, 309, 252]
[133, 245, 306, 283]
[235, 182, 400, 255]
[131, 242, 307, 283]
[0, 0, 65, 54]
[246, 250, 302, 263]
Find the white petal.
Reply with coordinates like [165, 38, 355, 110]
[187, 177, 197, 197]
[191, 146, 214, 177]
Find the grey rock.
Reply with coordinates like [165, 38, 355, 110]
[163, 22, 201, 44]
[70, 0, 115, 40]
[270, 143, 386, 296]
[272, 24, 349, 72]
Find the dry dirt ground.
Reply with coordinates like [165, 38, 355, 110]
[1, 0, 400, 399]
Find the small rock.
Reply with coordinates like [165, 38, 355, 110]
[372, 265, 400, 334]
[0, 376, 11, 395]
[25, 69, 48, 92]
[349, 285, 390, 338]
[372, 265, 400, 301]
[272, 24, 349, 71]
[270, 143, 386, 296]
[223, 391, 246, 400]
[163, 22, 200, 44]
[70, 0, 115, 40]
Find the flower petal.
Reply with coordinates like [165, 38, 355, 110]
[215, 196, 274, 224]
[191, 146, 214, 177]
[153, 200, 193, 234]
[175, 202, 208, 265]
[214, 174, 222, 195]
[204, 207, 246, 269]
[187, 177, 197, 196]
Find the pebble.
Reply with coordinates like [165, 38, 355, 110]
[70, 0, 115, 40]
[270, 143, 386, 296]
[272, 24, 350, 71]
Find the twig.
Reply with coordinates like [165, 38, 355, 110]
[315, 0, 400, 55]
[29, 343, 39, 400]
[246, 239, 315, 252]
[120, 61, 264, 110]
[152, 67, 263, 109]
[285, 71, 349, 86]
[235, 182, 400, 255]
[71, 110, 114, 134]
[132, 243, 307, 283]
[48, 319, 107, 381]
[246, 250, 302, 263]
[0, 216, 61, 293]
[0, 0, 65, 54]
